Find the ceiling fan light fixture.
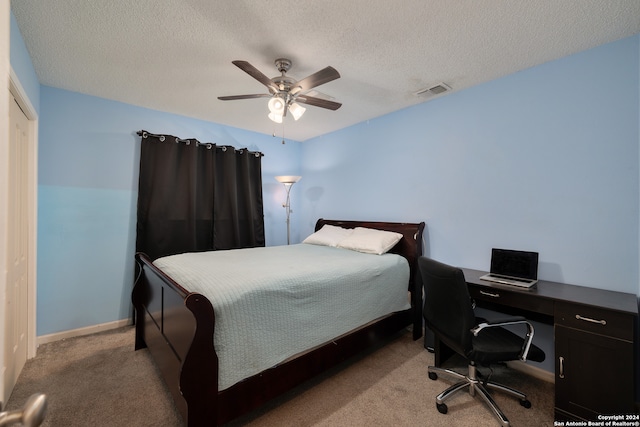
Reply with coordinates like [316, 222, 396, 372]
[268, 112, 283, 123]
[268, 96, 285, 115]
[289, 102, 306, 120]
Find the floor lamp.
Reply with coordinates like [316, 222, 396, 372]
[275, 175, 301, 245]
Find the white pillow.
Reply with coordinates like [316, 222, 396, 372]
[302, 224, 353, 247]
[336, 227, 403, 255]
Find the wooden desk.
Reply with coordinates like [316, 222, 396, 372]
[435, 268, 639, 421]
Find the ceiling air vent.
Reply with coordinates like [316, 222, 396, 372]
[415, 83, 451, 97]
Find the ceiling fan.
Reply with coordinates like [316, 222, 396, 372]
[218, 58, 342, 123]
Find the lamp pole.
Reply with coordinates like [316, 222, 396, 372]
[283, 183, 293, 245]
[275, 176, 301, 245]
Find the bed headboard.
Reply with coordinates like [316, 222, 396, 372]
[314, 218, 426, 277]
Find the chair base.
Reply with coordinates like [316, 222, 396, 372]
[428, 363, 531, 427]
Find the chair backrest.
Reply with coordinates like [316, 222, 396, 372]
[419, 256, 476, 356]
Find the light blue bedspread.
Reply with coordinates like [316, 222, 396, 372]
[153, 243, 410, 390]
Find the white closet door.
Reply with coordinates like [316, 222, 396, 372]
[3, 95, 30, 402]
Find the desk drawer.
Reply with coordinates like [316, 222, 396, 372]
[555, 301, 634, 341]
[469, 285, 554, 317]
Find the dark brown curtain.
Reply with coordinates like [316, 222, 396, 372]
[135, 131, 264, 260]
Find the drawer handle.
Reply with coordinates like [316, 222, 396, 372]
[559, 356, 565, 379]
[480, 290, 500, 298]
[575, 314, 607, 326]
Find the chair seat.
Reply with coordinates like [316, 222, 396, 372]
[469, 320, 546, 365]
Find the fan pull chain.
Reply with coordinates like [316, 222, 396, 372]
[272, 121, 286, 144]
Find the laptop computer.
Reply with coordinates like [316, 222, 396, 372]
[480, 248, 539, 288]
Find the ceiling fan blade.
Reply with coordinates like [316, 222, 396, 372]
[295, 95, 342, 111]
[292, 66, 340, 94]
[218, 94, 271, 101]
[232, 60, 278, 92]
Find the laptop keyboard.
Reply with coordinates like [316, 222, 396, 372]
[482, 274, 536, 287]
[489, 273, 534, 282]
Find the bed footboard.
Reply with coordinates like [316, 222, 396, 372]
[133, 253, 218, 426]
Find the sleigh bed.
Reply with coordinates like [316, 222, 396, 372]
[132, 219, 425, 426]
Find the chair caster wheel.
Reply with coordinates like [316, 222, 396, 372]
[436, 402, 448, 414]
[520, 399, 531, 408]
[428, 372, 438, 381]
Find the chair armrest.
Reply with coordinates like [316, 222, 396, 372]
[471, 317, 535, 362]
[478, 316, 527, 326]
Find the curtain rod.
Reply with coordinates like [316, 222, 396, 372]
[137, 130, 264, 157]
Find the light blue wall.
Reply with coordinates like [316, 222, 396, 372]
[300, 35, 640, 295]
[36, 87, 301, 335]
[10, 12, 39, 114]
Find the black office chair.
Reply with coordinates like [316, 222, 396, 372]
[419, 256, 545, 427]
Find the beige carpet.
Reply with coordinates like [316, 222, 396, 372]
[5, 326, 554, 426]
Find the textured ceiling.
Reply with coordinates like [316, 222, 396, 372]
[11, 1, 640, 141]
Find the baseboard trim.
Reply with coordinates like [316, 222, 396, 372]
[37, 319, 132, 346]
[506, 360, 555, 383]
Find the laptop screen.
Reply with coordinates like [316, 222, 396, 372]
[490, 248, 539, 280]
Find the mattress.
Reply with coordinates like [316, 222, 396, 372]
[153, 243, 410, 390]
